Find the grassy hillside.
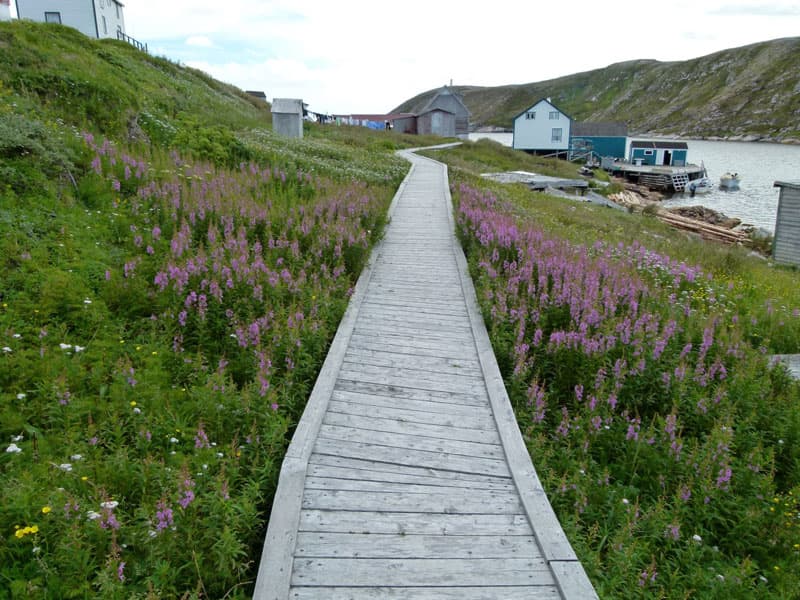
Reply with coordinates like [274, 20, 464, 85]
[395, 37, 800, 142]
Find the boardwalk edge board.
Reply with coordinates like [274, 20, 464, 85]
[252, 160, 416, 600]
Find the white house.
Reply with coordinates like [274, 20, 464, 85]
[15, 0, 125, 39]
[1, 0, 12, 21]
[512, 98, 572, 157]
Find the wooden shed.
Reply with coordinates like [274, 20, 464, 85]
[772, 180, 800, 266]
[629, 140, 688, 166]
[419, 87, 470, 137]
[271, 98, 304, 139]
[417, 108, 455, 138]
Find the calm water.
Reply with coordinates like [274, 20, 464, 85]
[468, 133, 800, 233]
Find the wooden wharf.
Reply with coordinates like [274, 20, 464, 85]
[253, 147, 598, 599]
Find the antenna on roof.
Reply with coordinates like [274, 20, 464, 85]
[450, 79, 453, 87]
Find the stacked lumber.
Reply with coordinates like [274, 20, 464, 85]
[655, 210, 749, 245]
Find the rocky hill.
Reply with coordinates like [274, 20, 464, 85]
[394, 37, 800, 143]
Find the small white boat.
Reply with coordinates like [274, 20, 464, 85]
[720, 172, 741, 190]
[686, 177, 713, 196]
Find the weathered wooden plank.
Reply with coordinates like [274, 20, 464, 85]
[334, 376, 489, 408]
[551, 560, 601, 599]
[298, 509, 531, 536]
[336, 368, 485, 398]
[302, 488, 523, 514]
[313, 437, 511, 477]
[344, 348, 482, 376]
[323, 411, 500, 444]
[291, 557, 551, 587]
[304, 475, 513, 495]
[327, 397, 492, 426]
[306, 464, 516, 491]
[348, 333, 475, 358]
[294, 532, 540, 559]
[357, 309, 470, 330]
[340, 361, 484, 388]
[317, 424, 504, 459]
[308, 455, 513, 487]
[290, 586, 560, 600]
[353, 319, 474, 341]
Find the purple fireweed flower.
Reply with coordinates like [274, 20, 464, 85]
[666, 523, 680, 540]
[155, 500, 173, 531]
[716, 466, 732, 489]
[117, 561, 125, 582]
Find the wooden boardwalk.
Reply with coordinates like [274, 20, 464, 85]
[254, 148, 597, 599]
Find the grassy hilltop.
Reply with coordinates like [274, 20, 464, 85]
[395, 37, 800, 142]
[2, 20, 800, 599]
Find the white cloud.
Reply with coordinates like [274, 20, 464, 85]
[185, 35, 214, 47]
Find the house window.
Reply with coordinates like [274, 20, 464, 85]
[102, 16, 108, 34]
[549, 111, 560, 120]
[551, 128, 563, 143]
[44, 11, 62, 24]
[526, 111, 536, 120]
[644, 149, 654, 156]
[116, 3, 121, 18]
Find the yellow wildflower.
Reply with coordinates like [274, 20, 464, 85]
[41, 506, 51, 514]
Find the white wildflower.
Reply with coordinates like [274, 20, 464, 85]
[622, 498, 629, 505]
[73, 345, 85, 353]
[692, 534, 702, 543]
[2, 347, 12, 353]
[716, 574, 725, 581]
[83, 299, 92, 305]
[16, 393, 26, 400]
[6, 443, 22, 453]
[59, 343, 72, 350]
[58, 463, 73, 472]
[86, 511, 101, 520]
[100, 500, 119, 510]
[169, 437, 179, 443]
[12, 333, 21, 339]
[70, 454, 83, 461]
[11, 434, 23, 442]
[132, 407, 141, 414]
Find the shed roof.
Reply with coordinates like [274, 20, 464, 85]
[775, 181, 800, 190]
[271, 98, 304, 114]
[421, 86, 471, 116]
[418, 107, 456, 116]
[572, 122, 627, 137]
[513, 98, 573, 122]
[246, 90, 267, 100]
[630, 140, 688, 150]
[345, 113, 416, 121]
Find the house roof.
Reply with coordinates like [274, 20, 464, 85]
[246, 91, 267, 100]
[420, 86, 471, 116]
[775, 181, 800, 190]
[572, 122, 627, 137]
[631, 140, 688, 150]
[513, 98, 573, 122]
[271, 98, 304, 114]
[418, 107, 455, 116]
[344, 113, 416, 121]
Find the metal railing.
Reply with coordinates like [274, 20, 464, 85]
[116, 29, 147, 53]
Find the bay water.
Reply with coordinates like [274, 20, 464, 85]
[468, 133, 800, 233]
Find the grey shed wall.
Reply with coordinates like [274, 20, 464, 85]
[773, 181, 800, 266]
[417, 110, 455, 137]
[423, 90, 469, 136]
[272, 98, 304, 139]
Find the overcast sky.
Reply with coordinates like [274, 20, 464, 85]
[19, 1, 800, 114]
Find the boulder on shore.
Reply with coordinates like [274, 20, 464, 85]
[667, 206, 741, 229]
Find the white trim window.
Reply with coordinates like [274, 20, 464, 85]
[549, 111, 560, 120]
[644, 149, 654, 156]
[551, 128, 563, 142]
[44, 11, 62, 23]
[525, 111, 536, 120]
